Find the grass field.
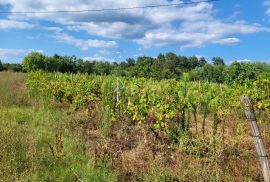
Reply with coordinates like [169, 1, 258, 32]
[0, 71, 268, 181]
[0, 72, 118, 181]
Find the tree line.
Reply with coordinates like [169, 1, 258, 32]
[1, 52, 269, 84]
[0, 60, 22, 72]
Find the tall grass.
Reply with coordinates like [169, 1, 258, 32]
[0, 72, 117, 181]
[0, 72, 30, 107]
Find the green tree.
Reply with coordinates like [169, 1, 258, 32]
[224, 61, 257, 84]
[178, 56, 189, 71]
[156, 53, 166, 67]
[253, 62, 270, 73]
[22, 52, 46, 72]
[190, 64, 224, 83]
[134, 56, 154, 78]
[212, 57, 225, 66]
[188, 56, 199, 70]
[44, 56, 58, 72]
[92, 61, 110, 75]
[165, 52, 180, 76]
[3, 63, 22, 72]
[198, 57, 207, 67]
[126, 58, 135, 67]
[55, 56, 77, 73]
[82, 61, 93, 74]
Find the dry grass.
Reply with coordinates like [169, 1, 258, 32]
[83, 103, 266, 181]
[0, 71, 30, 107]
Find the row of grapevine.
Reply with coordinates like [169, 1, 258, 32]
[26, 71, 270, 141]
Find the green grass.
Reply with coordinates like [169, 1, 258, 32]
[0, 72, 118, 182]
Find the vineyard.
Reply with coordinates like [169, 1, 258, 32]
[1, 0, 270, 180]
[23, 71, 270, 181]
[26, 71, 270, 129]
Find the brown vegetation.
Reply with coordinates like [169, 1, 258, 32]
[82, 103, 265, 181]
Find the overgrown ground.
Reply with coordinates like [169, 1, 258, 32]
[0, 72, 118, 181]
[0, 71, 268, 181]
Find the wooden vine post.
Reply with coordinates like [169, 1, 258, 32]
[242, 94, 270, 182]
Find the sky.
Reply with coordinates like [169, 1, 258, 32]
[0, 0, 270, 64]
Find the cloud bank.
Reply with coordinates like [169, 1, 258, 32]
[1, 0, 269, 50]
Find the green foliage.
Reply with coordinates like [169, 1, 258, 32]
[25, 71, 270, 138]
[190, 64, 225, 83]
[198, 57, 207, 67]
[0, 60, 3, 71]
[12, 51, 270, 84]
[3, 63, 22, 72]
[224, 61, 258, 84]
[0, 73, 118, 181]
[22, 52, 46, 72]
[212, 57, 225, 66]
[190, 61, 269, 84]
[0, 107, 118, 181]
[19, 52, 211, 80]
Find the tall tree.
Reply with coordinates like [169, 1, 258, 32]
[165, 52, 179, 75]
[22, 52, 46, 72]
[156, 53, 166, 67]
[212, 57, 225, 66]
[178, 56, 189, 70]
[92, 61, 110, 75]
[198, 57, 207, 67]
[44, 56, 58, 72]
[126, 58, 135, 67]
[188, 56, 199, 70]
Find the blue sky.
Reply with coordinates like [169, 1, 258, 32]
[0, 0, 270, 64]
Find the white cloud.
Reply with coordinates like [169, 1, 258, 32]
[237, 59, 253, 62]
[195, 55, 203, 59]
[44, 26, 63, 32]
[0, 48, 26, 60]
[0, 20, 34, 30]
[136, 20, 269, 49]
[53, 33, 118, 50]
[0, 48, 43, 62]
[1, 0, 269, 49]
[29, 49, 43, 53]
[83, 54, 115, 62]
[264, 1, 270, 15]
[67, 22, 151, 39]
[133, 53, 143, 58]
[98, 49, 120, 55]
[213, 38, 240, 45]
